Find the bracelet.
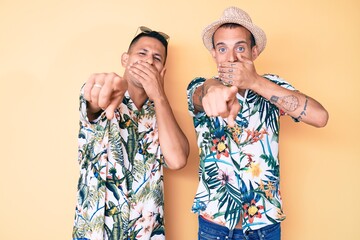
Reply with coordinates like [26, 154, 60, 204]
[295, 96, 308, 121]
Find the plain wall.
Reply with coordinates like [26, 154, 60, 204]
[1, 0, 359, 239]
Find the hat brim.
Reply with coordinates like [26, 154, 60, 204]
[202, 18, 267, 54]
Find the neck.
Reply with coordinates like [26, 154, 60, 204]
[127, 83, 148, 109]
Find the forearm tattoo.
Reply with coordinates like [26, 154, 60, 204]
[295, 96, 308, 121]
[270, 95, 299, 112]
[270, 94, 309, 121]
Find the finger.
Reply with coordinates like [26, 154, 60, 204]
[227, 116, 236, 128]
[98, 73, 117, 109]
[201, 96, 213, 117]
[218, 67, 234, 75]
[89, 73, 106, 106]
[129, 63, 150, 82]
[84, 74, 96, 101]
[225, 86, 238, 100]
[105, 93, 123, 119]
[130, 61, 155, 78]
[106, 75, 126, 119]
[138, 61, 157, 75]
[238, 55, 253, 65]
[219, 62, 238, 69]
[218, 73, 236, 85]
[202, 93, 229, 118]
[219, 86, 238, 117]
[227, 99, 241, 127]
[225, 86, 241, 127]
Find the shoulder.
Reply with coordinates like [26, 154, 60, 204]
[187, 77, 207, 90]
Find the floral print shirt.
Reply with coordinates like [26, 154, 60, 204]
[187, 74, 297, 232]
[72, 90, 166, 240]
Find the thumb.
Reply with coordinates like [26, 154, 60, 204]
[226, 86, 239, 99]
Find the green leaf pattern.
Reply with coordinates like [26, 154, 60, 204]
[187, 75, 295, 232]
[72, 91, 165, 240]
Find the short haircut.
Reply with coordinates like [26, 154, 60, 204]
[128, 31, 168, 63]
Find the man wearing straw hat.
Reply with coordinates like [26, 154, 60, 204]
[187, 6, 328, 240]
[72, 27, 189, 240]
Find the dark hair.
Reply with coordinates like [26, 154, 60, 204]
[128, 31, 168, 63]
[212, 23, 256, 49]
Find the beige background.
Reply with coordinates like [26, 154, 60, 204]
[1, 0, 359, 239]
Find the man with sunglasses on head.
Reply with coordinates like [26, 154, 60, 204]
[72, 27, 189, 240]
[187, 7, 329, 240]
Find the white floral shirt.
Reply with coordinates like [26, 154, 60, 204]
[187, 74, 297, 232]
[72, 91, 166, 240]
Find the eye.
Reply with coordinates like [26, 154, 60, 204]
[218, 47, 227, 53]
[236, 46, 245, 53]
[139, 52, 146, 56]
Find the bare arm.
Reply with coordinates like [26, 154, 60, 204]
[153, 96, 189, 169]
[129, 61, 189, 169]
[252, 76, 329, 127]
[218, 56, 329, 128]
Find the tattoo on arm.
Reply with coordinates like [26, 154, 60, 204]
[294, 96, 308, 121]
[270, 95, 299, 112]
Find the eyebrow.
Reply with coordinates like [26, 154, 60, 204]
[215, 40, 247, 47]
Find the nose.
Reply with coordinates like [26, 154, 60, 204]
[145, 56, 154, 65]
[228, 51, 238, 62]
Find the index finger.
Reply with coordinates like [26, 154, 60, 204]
[227, 98, 241, 127]
[132, 61, 158, 75]
[106, 75, 127, 119]
[98, 73, 119, 109]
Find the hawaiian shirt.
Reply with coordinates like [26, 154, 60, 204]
[72, 90, 166, 240]
[187, 74, 297, 233]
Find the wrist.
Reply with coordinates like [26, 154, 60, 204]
[250, 74, 265, 92]
[153, 95, 169, 107]
[205, 78, 225, 93]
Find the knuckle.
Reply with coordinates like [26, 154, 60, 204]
[109, 72, 118, 78]
[89, 73, 97, 79]
[95, 73, 106, 82]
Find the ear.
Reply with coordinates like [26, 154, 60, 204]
[160, 67, 166, 85]
[251, 45, 259, 61]
[211, 49, 216, 60]
[121, 52, 129, 67]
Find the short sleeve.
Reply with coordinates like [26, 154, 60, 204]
[186, 77, 206, 118]
[263, 74, 296, 91]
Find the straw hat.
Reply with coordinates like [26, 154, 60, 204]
[202, 6, 267, 54]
